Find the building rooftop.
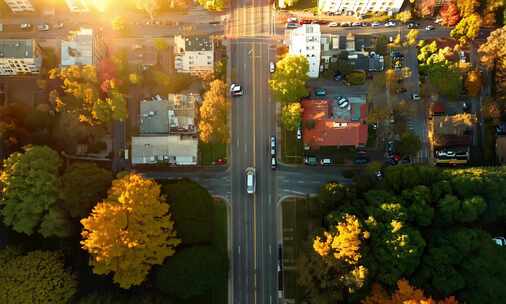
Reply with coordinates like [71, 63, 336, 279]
[167, 93, 200, 133]
[302, 98, 368, 148]
[0, 39, 35, 58]
[61, 28, 93, 66]
[131, 135, 198, 165]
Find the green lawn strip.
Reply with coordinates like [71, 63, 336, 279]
[314, 146, 356, 164]
[281, 126, 303, 164]
[199, 141, 227, 165]
[282, 197, 313, 301]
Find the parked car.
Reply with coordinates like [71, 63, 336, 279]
[37, 23, 50, 31]
[493, 237, 506, 246]
[320, 158, 334, 166]
[20, 23, 32, 30]
[296, 127, 302, 140]
[407, 22, 419, 29]
[299, 19, 312, 25]
[351, 22, 362, 27]
[411, 93, 421, 101]
[334, 72, 342, 81]
[328, 22, 339, 27]
[371, 22, 382, 27]
[269, 62, 275, 73]
[287, 17, 298, 23]
[55, 22, 64, 29]
[271, 156, 277, 170]
[395, 87, 407, 94]
[353, 156, 370, 165]
[361, 22, 371, 27]
[340, 22, 351, 27]
[245, 167, 256, 194]
[463, 101, 471, 113]
[425, 25, 435, 31]
[312, 20, 329, 25]
[230, 83, 243, 97]
[209, 21, 220, 25]
[384, 20, 397, 27]
[434, 17, 443, 24]
[270, 136, 276, 156]
[314, 88, 327, 97]
[286, 22, 299, 29]
[304, 156, 318, 165]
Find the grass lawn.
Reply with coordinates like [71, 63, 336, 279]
[199, 141, 227, 165]
[312, 146, 356, 164]
[184, 199, 228, 304]
[281, 197, 319, 302]
[281, 126, 304, 164]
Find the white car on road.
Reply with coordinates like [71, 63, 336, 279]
[230, 83, 243, 97]
[269, 62, 275, 73]
[328, 22, 338, 27]
[245, 167, 256, 194]
[412, 93, 421, 101]
[37, 24, 50, 31]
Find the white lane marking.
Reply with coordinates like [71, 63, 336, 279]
[269, 245, 272, 255]
[244, 143, 247, 153]
[268, 194, 272, 205]
[270, 295, 272, 304]
[236, 138, 239, 148]
[238, 245, 241, 255]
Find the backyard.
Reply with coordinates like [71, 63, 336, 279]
[199, 141, 227, 165]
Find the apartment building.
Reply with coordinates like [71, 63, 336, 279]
[65, 0, 89, 12]
[3, 0, 34, 12]
[61, 28, 106, 66]
[288, 24, 321, 78]
[174, 35, 214, 73]
[0, 39, 41, 75]
[319, 0, 405, 15]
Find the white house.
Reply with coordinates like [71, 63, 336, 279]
[0, 39, 41, 75]
[318, 0, 404, 15]
[288, 24, 321, 78]
[174, 35, 214, 74]
[3, 0, 34, 12]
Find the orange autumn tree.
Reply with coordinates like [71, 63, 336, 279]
[81, 173, 181, 289]
[362, 279, 459, 304]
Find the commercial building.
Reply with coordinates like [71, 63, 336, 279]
[61, 28, 106, 66]
[132, 94, 200, 165]
[0, 39, 41, 75]
[318, 0, 405, 15]
[3, 0, 34, 12]
[302, 96, 368, 149]
[64, 0, 89, 12]
[174, 35, 214, 73]
[288, 24, 321, 78]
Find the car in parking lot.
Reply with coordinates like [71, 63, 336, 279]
[245, 167, 256, 194]
[270, 136, 276, 155]
[328, 22, 339, 27]
[395, 87, 407, 94]
[320, 158, 334, 166]
[351, 22, 362, 27]
[314, 88, 327, 97]
[269, 62, 275, 73]
[407, 22, 419, 29]
[463, 101, 471, 113]
[493, 237, 506, 246]
[304, 156, 318, 165]
[37, 24, 50, 31]
[411, 93, 421, 101]
[384, 20, 397, 27]
[296, 127, 302, 140]
[230, 83, 243, 97]
[286, 22, 299, 29]
[425, 25, 435, 31]
[271, 156, 277, 170]
[371, 22, 382, 27]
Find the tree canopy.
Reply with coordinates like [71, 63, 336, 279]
[281, 102, 302, 131]
[450, 14, 481, 45]
[269, 55, 309, 103]
[197, 0, 227, 11]
[478, 26, 506, 101]
[154, 245, 228, 299]
[81, 173, 181, 288]
[199, 79, 230, 144]
[440, 1, 461, 26]
[0, 145, 70, 237]
[60, 162, 112, 219]
[0, 249, 77, 304]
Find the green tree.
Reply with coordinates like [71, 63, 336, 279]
[112, 16, 127, 32]
[161, 179, 214, 245]
[153, 37, 169, 51]
[396, 132, 422, 157]
[427, 64, 462, 100]
[0, 145, 70, 237]
[436, 194, 486, 224]
[269, 55, 309, 103]
[199, 79, 230, 144]
[154, 246, 228, 299]
[197, 0, 227, 11]
[450, 13, 481, 44]
[0, 250, 77, 304]
[281, 102, 302, 131]
[81, 173, 181, 289]
[375, 35, 389, 56]
[60, 162, 112, 219]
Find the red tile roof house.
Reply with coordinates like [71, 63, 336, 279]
[302, 97, 368, 149]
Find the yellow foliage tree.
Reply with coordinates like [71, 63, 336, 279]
[199, 79, 230, 144]
[313, 214, 368, 265]
[81, 173, 181, 289]
[362, 279, 459, 304]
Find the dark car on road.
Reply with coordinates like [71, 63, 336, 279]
[353, 156, 370, 165]
[407, 22, 419, 29]
[314, 88, 327, 97]
[304, 156, 318, 165]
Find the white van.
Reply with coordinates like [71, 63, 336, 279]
[245, 167, 256, 194]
